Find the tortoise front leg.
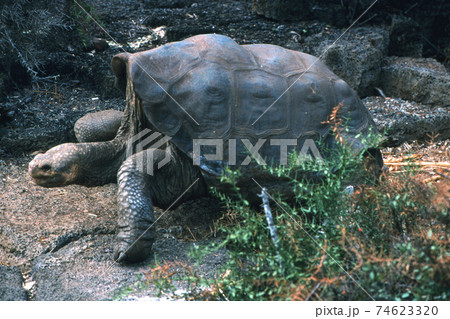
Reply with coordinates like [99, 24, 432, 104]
[114, 146, 206, 263]
[115, 151, 155, 263]
[74, 110, 123, 142]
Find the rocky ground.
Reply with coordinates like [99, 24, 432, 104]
[0, 0, 449, 300]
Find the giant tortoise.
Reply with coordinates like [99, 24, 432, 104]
[29, 34, 382, 263]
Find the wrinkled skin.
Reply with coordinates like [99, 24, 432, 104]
[29, 34, 383, 263]
[30, 110, 126, 187]
[74, 109, 123, 142]
[30, 143, 84, 187]
[30, 139, 125, 188]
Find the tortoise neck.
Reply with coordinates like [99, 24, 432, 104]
[76, 72, 146, 185]
[75, 139, 127, 186]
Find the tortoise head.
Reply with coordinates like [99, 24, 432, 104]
[29, 143, 83, 187]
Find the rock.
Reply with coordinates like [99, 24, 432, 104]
[379, 57, 450, 107]
[388, 16, 423, 57]
[304, 27, 389, 97]
[30, 234, 222, 300]
[31, 235, 143, 301]
[92, 38, 110, 52]
[364, 96, 450, 146]
[0, 265, 27, 301]
[389, 1, 450, 61]
[251, 0, 312, 21]
[251, 0, 379, 27]
[251, 0, 449, 63]
[144, 0, 195, 8]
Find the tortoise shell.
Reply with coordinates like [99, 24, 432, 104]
[113, 34, 378, 171]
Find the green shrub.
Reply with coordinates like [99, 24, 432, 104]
[144, 134, 448, 301]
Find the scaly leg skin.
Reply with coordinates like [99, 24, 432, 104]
[74, 110, 123, 143]
[114, 146, 206, 263]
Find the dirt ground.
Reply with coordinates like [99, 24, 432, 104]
[0, 153, 226, 300]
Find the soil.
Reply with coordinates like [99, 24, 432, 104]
[0, 0, 448, 300]
[0, 154, 225, 300]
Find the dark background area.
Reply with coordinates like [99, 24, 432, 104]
[0, 0, 448, 97]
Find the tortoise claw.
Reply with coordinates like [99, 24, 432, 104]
[114, 236, 154, 263]
[115, 251, 126, 263]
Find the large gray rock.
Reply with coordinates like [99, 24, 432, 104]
[251, 0, 376, 27]
[304, 27, 389, 97]
[0, 265, 27, 301]
[379, 57, 450, 107]
[364, 96, 450, 145]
